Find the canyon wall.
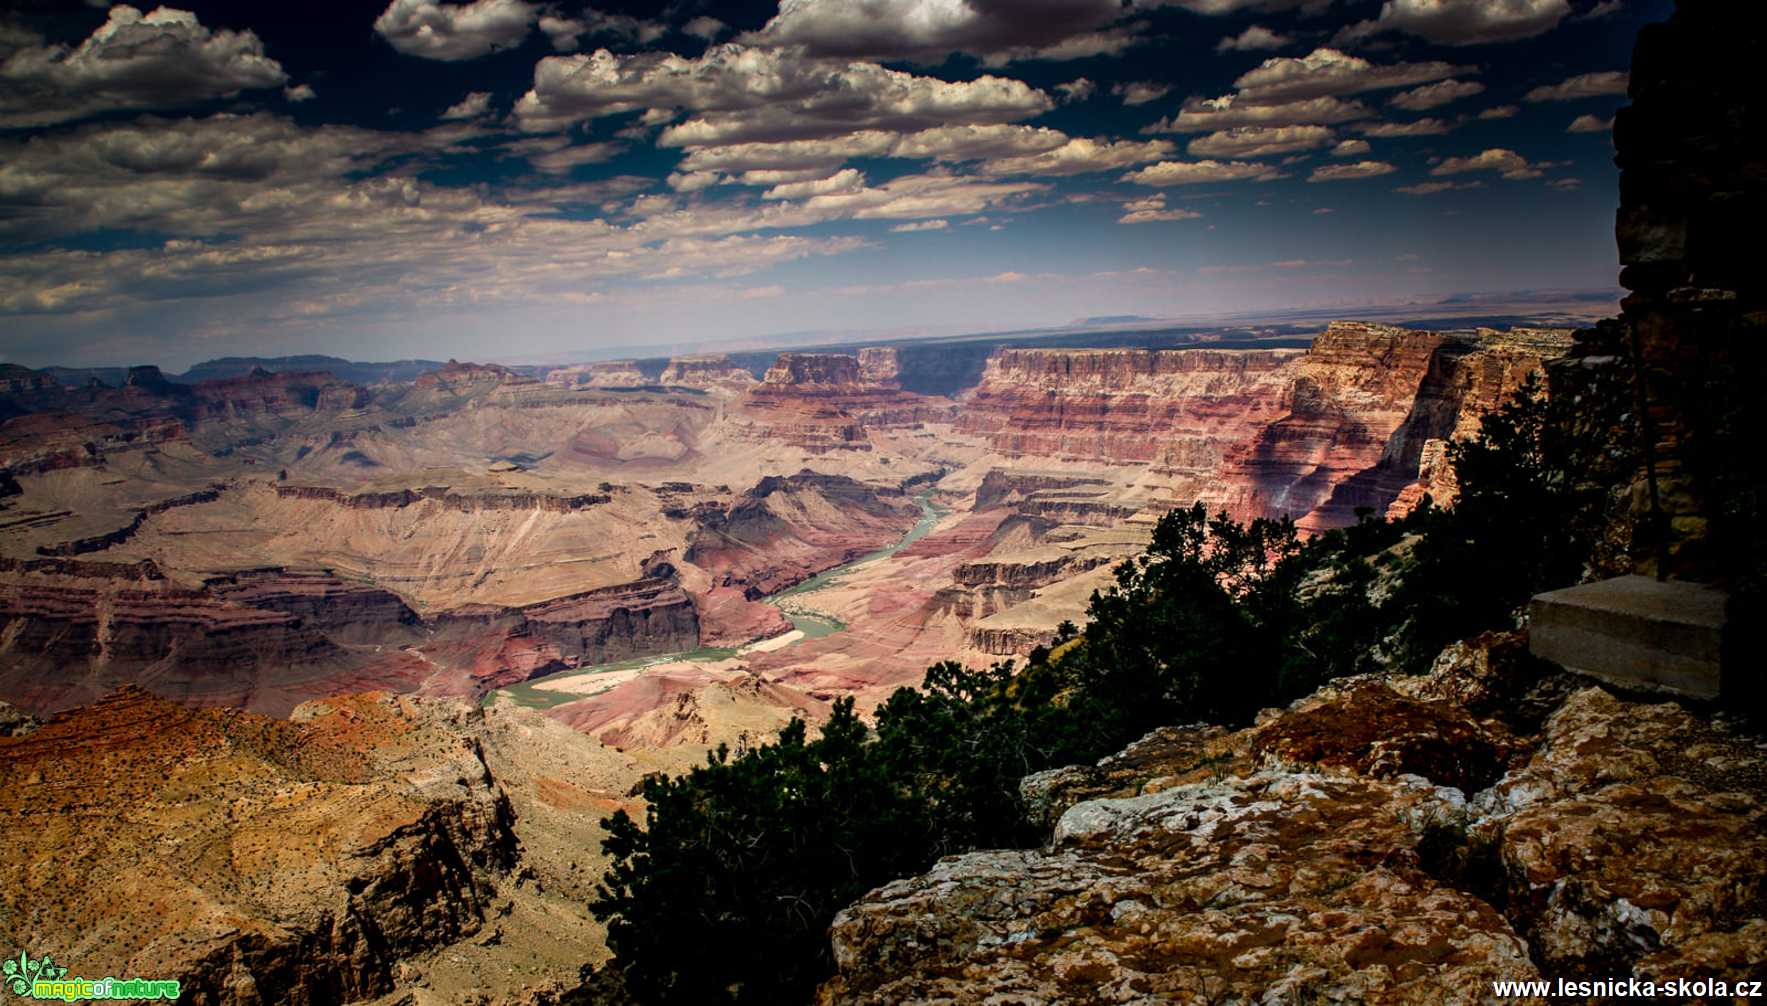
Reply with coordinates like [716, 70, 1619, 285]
[958, 323, 1568, 530]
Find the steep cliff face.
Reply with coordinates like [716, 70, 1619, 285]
[819, 634, 1767, 1004]
[546, 360, 650, 388]
[741, 352, 957, 451]
[684, 471, 917, 596]
[958, 324, 1569, 530]
[1609, 1, 1765, 585]
[658, 354, 757, 389]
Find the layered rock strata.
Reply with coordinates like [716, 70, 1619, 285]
[956, 324, 1569, 531]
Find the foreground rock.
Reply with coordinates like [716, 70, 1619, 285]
[0, 687, 642, 1006]
[818, 633, 1767, 1004]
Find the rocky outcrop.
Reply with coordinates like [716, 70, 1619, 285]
[203, 568, 422, 642]
[820, 631, 1767, 1003]
[684, 472, 917, 596]
[274, 484, 612, 513]
[0, 688, 520, 1006]
[1609, 1, 1765, 585]
[856, 347, 901, 386]
[35, 485, 225, 557]
[740, 352, 956, 450]
[958, 325, 1568, 531]
[546, 360, 649, 388]
[658, 354, 756, 388]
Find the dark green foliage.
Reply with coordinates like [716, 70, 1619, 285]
[591, 700, 936, 1005]
[590, 374, 1636, 1004]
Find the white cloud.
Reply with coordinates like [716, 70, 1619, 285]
[1477, 104, 1519, 119]
[1567, 113, 1612, 133]
[1354, 117, 1453, 137]
[284, 83, 316, 102]
[441, 90, 493, 120]
[682, 17, 729, 41]
[1342, 0, 1572, 46]
[373, 0, 536, 61]
[1113, 81, 1172, 106]
[762, 168, 867, 200]
[979, 136, 1174, 176]
[1145, 94, 1373, 133]
[1330, 138, 1370, 156]
[0, 5, 287, 128]
[1389, 79, 1485, 111]
[1216, 25, 1291, 52]
[1396, 179, 1482, 194]
[514, 45, 1052, 143]
[502, 134, 624, 173]
[1054, 78, 1097, 103]
[1307, 160, 1396, 182]
[1188, 124, 1335, 158]
[1547, 176, 1582, 190]
[1232, 48, 1471, 105]
[890, 218, 949, 232]
[739, 0, 1129, 63]
[1117, 194, 1202, 224]
[1523, 70, 1628, 102]
[1430, 147, 1542, 179]
[1122, 159, 1285, 186]
[538, 10, 668, 51]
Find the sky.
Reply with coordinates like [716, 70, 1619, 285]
[0, 0, 1662, 370]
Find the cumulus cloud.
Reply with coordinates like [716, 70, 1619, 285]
[1330, 138, 1371, 156]
[1232, 48, 1470, 105]
[1477, 104, 1519, 119]
[1054, 78, 1096, 103]
[1430, 147, 1542, 179]
[1307, 160, 1396, 181]
[1354, 117, 1453, 137]
[1117, 193, 1202, 224]
[0, 110, 935, 323]
[1188, 124, 1335, 158]
[513, 45, 1052, 143]
[374, 0, 536, 61]
[1567, 113, 1612, 133]
[0, 5, 287, 128]
[502, 134, 623, 173]
[1121, 159, 1284, 186]
[1523, 70, 1628, 101]
[284, 83, 316, 102]
[979, 136, 1174, 176]
[762, 168, 867, 199]
[538, 10, 668, 51]
[1113, 81, 1172, 106]
[1216, 25, 1291, 52]
[890, 218, 949, 232]
[1390, 79, 1485, 111]
[682, 17, 729, 41]
[739, 0, 1130, 64]
[1341, 0, 1572, 46]
[1396, 179, 1482, 194]
[441, 90, 494, 120]
[1145, 94, 1373, 133]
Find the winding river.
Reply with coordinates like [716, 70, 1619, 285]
[493, 487, 948, 710]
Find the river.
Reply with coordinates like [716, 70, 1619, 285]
[492, 487, 948, 710]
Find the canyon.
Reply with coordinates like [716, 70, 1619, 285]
[0, 320, 1577, 1002]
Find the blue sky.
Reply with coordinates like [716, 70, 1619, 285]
[0, 0, 1660, 370]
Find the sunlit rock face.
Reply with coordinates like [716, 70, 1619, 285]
[956, 323, 1569, 531]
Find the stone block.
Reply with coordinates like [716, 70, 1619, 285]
[1529, 574, 1727, 700]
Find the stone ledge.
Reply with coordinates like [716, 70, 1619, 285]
[1529, 575, 1727, 700]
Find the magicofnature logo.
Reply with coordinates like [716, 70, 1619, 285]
[4, 951, 179, 1001]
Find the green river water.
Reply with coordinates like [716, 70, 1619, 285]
[493, 488, 948, 710]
